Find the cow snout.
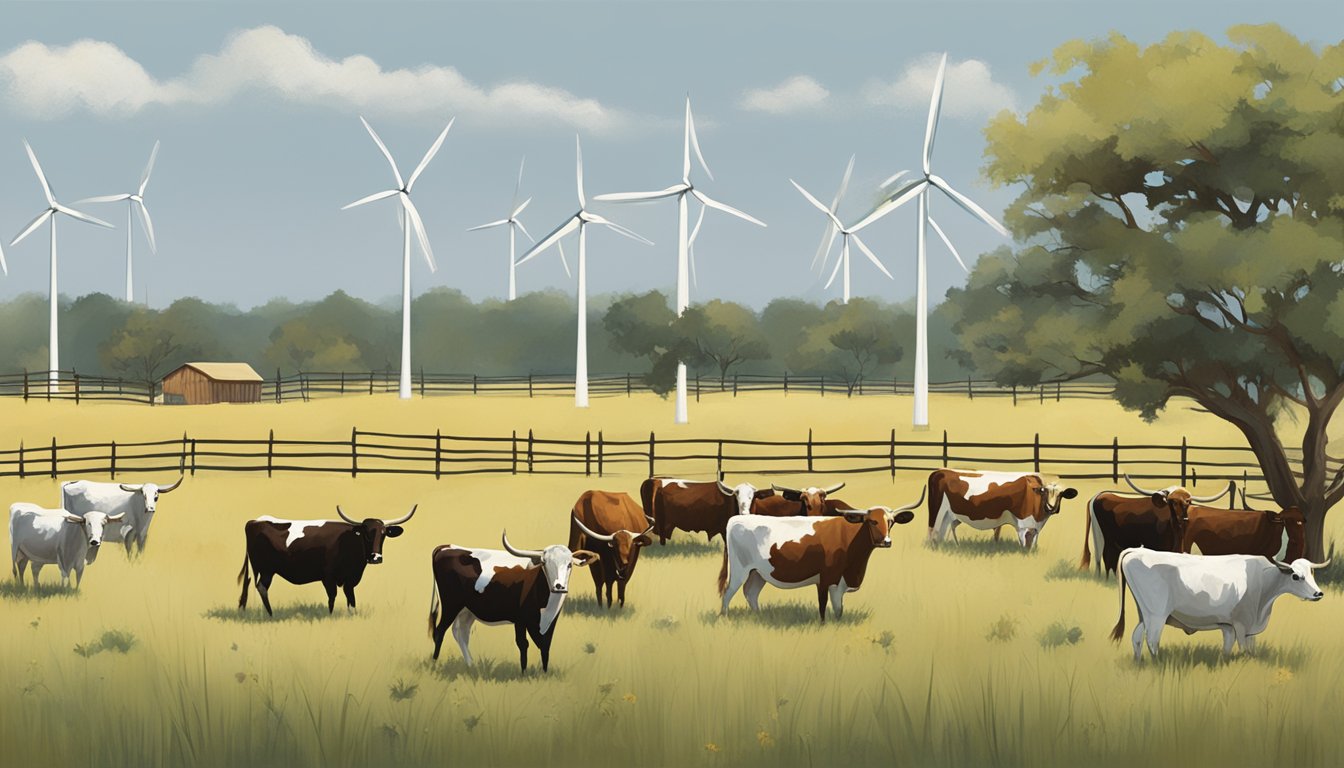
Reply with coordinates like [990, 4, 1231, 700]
[1312, 591, 1324, 600]
[368, 553, 383, 564]
[878, 538, 892, 548]
[552, 582, 567, 593]
[89, 538, 101, 547]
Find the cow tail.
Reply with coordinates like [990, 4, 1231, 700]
[717, 543, 729, 597]
[236, 551, 250, 609]
[641, 478, 660, 538]
[926, 472, 944, 533]
[1079, 495, 1096, 570]
[1109, 549, 1133, 643]
[428, 576, 441, 639]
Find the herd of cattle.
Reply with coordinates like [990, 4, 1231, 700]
[6, 469, 1329, 669]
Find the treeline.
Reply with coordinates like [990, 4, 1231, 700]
[0, 289, 971, 389]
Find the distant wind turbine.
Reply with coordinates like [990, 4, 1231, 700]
[8, 141, 115, 392]
[468, 158, 571, 299]
[595, 97, 765, 424]
[852, 53, 1010, 429]
[790, 173, 893, 304]
[342, 116, 453, 400]
[78, 141, 160, 303]
[517, 136, 652, 408]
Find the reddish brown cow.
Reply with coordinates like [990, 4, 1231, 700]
[640, 477, 773, 544]
[927, 469, 1077, 548]
[1182, 505, 1306, 561]
[568, 490, 654, 608]
[750, 483, 846, 516]
[1080, 476, 1235, 577]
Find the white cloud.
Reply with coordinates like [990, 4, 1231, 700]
[738, 75, 830, 114]
[863, 55, 1016, 117]
[0, 26, 631, 133]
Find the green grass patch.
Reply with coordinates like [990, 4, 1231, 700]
[73, 630, 137, 658]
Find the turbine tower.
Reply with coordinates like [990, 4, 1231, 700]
[342, 116, 453, 400]
[790, 177, 893, 303]
[517, 136, 652, 409]
[8, 141, 115, 392]
[595, 97, 765, 425]
[79, 141, 160, 303]
[853, 53, 1009, 429]
[468, 158, 553, 300]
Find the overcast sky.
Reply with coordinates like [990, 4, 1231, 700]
[0, 1, 1331, 310]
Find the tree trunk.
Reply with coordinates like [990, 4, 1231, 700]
[1303, 505, 1328, 562]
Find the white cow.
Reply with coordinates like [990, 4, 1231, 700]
[62, 476, 182, 556]
[10, 503, 124, 588]
[1111, 548, 1327, 660]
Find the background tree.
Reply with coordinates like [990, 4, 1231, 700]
[956, 25, 1344, 558]
[675, 300, 770, 388]
[602, 290, 679, 392]
[788, 299, 903, 395]
[100, 309, 196, 390]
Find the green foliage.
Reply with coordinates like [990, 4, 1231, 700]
[985, 615, 1018, 642]
[1037, 622, 1083, 649]
[73, 630, 137, 658]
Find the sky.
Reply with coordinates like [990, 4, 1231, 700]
[0, 0, 1334, 311]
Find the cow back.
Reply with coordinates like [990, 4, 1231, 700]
[1183, 507, 1287, 558]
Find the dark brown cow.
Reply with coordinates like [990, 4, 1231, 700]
[640, 477, 773, 544]
[1080, 476, 1234, 577]
[568, 490, 654, 608]
[427, 532, 598, 672]
[1182, 505, 1306, 561]
[750, 483, 846, 517]
[237, 505, 416, 616]
[927, 469, 1077, 548]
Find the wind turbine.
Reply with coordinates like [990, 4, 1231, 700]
[516, 136, 652, 409]
[852, 53, 1010, 429]
[342, 116, 453, 400]
[78, 141, 160, 303]
[790, 177, 893, 303]
[467, 158, 564, 300]
[8, 141, 115, 392]
[595, 97, 765, 425]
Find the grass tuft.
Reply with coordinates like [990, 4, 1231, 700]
[204, 603, 363, 624]
[985, 615, 1018, 642]
[73, 630, 137, 658]
[1044, 558, 1112, 585]
[0, 581, 77, 601]
[1038, 622, 1083, 649]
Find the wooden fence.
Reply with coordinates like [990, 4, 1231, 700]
[1, 428, 1336, 495]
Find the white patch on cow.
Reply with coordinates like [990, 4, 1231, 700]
[1278, 529, 1290, 561]
[463, 548, 534, 594]
[662, 478, 710, 489]
[952, 470, 1032, 499]
[255, 515, 329, 547]
[725, 515, 825, 589]
[539, 591, 567, 634]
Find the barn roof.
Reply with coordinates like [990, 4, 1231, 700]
[166, 362, 264, 382]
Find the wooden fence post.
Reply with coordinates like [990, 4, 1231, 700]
[179, 433, 188, 474]
[369, 371, 375, 395]
[340, 371, 345, 394]
[695, 374, 700, 402]
[511, 430, 518, 475]
[23, 370, 29, 402]
[648, 431, 655, 478]
[598, 431, 605, 477]
[968, 378, 973, 400]
[1112, 437, 1119, 483]
[190, 438, 197, 476]
[626, 374, 632, 397]
[73, 369, 80, 404]
[784, 372, 789, 394]
[50, 437, 57, 479]
[1012, 385, 1017, 406]
[351, 428, 358, 477]
[893, 376, 898, 395]
[1039, 385, 1044, 405]
[889, 429, 896, 480]
[941, 430, 949, 467]
[807, 428, 814, 473]
[820, 375, 825, 397]
[528, 374, 534, 398]
[716, 440, 724, 480]
[473, 375, 478, 395]
[110, 440, 116, 479]
[1033, 433, 1040, 473]
[1056, 381, 1062, 402]
[435, 429, 442, 479]
[856, 377, 862, 397]
[18, 441, 25, 479]
[733, 374, 738, 397]
[267, 429, 274, 477]
[420, 367, 426, 398]
[1180, 437, 1188, 486]
[585, 431, 592, 477]
[527, 429, 535, 473]
[276, 368, 283, 403]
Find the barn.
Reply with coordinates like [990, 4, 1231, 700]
[161, 363, 264, 405]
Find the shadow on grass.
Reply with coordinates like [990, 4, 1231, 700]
[640, 536, 722, 559]
[928, 537, 1034, 559]
[420, 655, 566, 684]
[700, 603, 872, 629]
[563, 595, 638, 620]
[0, 581, 78, 601]
[1044, 558, 1113, 585]
[1121, 641, 1312, 672]
[203, 602, 364, 624]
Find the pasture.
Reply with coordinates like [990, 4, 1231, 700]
[3, 393, 1342, 767]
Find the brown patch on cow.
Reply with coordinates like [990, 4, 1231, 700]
[927, 470, 1043, 527]
[1087, 492, 1190, 576]
[569, 490, 651, 606]
[647, 479, 755, 542]
[1183, 505, 1306, 561]
[766, 510, 890, 590]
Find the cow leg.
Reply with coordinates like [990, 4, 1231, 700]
[343, 584, 357, 612]
[515, 624, 531, 673]
[816, 585, 829, 624]
[590, 561, 605, 605]
[256, 572, 275, 617]
[447, 611, 474, 665]
[30, 562, 43, 586]
[323, 581, 338, 614]
[529, 625, 552, 672]
[14, 555, 27, 586]
[604, 580, 614, 608]
[1221, 627, 1236, 658]
[742, 572, 766, 611]
[949, 520, 962, 543]
[1131, 623, 1145, 662]
[827, 584, 846, 621]
[720, 565, 750, 615]
[993, 527, 1002, 542]
[122, 538, 134, 558]
[616, 579, 627, 608]
[1144, 621, 1164, 659]
[73, 561, 85, 589]
[1241, 632, 1256, 656]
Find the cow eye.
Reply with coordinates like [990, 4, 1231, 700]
[1292, 574, 1302, 581]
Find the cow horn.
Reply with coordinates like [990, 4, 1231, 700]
[119, 483, 142, 492]
[572, 516, 614, 543]
[63, 513, 84, 524]
[717, 480, 736, 495]
[107, 511, 126, 522]
[1123, 475, 1162, 496]
[645, 514, 656, 528]
[641, 521, 655, 537]
[159, 475, 184, 494]
[336, 505, 359, 525]
[1310, 559, 1332, 570]
[385, 505, 417, 526]
[1267, 557, 1295, 574]
[893, 487, 928, 514]
[1190, 480, 1234, 504]
[501, 530, 543, 562]
[770, 483, 800, 495]
[822, 482, 845, 495]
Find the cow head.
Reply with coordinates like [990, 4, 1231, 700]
[1267, 557, 1328, 601]
[572, 515, 653, 581]
[336, 504, 416, 564]
[1125, 476, 1233, 536]
[842, 508, 895, 548]
[1011, 477, 1077, 548]
[119, 475, 183, 515]
[503, 531, 598, 593]
[718, 480, 773, 516]
[771, 483, 845, 516]
[1273, 507, 1308, 561]
[65, 510, 126, 549]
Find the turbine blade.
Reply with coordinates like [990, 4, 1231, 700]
[341, 189, 399, 210]
[56, 204, 115, 229]
[359, 116, 404, 189]
[467, 219, 510, 232]
[689, 202, 707, 244]
[24, 141, 55, 206]
[812, 221, 837, 271]
[512, 157, 525, 211]
[928, 175, 1010, 237]
[825, 239, 845, 289]
[401, 196, 437, 272]
[0, 243, 6, 275]
[512, 197, 532, 218]
[557, 240, 572, 278]
[881, 170, 910, 189]
[850, 179, 928, 232]
[594, 186, 686, 203]
[682, 98, 692, 182]
[689, 204, 706, 289]
[76, 194, 132, 204]
[11, 209, 54, 246]
[517, 216, 580, 266]
[596, 218, 654, 247]
[687, 98, 712, 181]
[852, 234, 893, 280]
[923, 53, 948, 176]
[929, 217, 970, 273]
[575, 135, 586, 208]
[789, 180, 843, 229]
[136, 200, 157, 254]
[831, 154, 855, 211]
[691, 189, 766, 227]
[689, 240, 699, 289]
[406, 118, 454, 192]
[139, 140, 160, 197]
[515, 219, 535, 243]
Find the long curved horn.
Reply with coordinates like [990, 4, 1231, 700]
[159, 475, 184, 494]
[1123, 475, 1162, 496]
[822, 482, 845, 495]
[119, 483, 143, 492]
[641, 521, 655, 537]
[336, 505, 359, 525]
[501, 530, 543, 562]
[894, 486, 928, 513]
[385, 504, 417, 526]
[645, 514, 656, 527]
[771, 483, 800, 495]
[717, 480, 736, 495]
[1310, 559, 1332, 570]
[107, 511, 126, 522]
[572, 516, 614, 543]
[1190, 480, 1234, 504]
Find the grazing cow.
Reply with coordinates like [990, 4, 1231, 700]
[751, 483, 847, 517]
[1182, 505, 1306, 561]
[640, 477, 774, 545]
[718, 489, 924, 623]
[1081, 476, 1234, 577]
[1111, 548, 1327, 660]
[427, 532, 598, 672]
[10, 503, 124, 588]
[61, 475, 183, 557]
[569, 490, 654, 608]
[927, 469, 1077, 548]
[237, 505, 416, 616]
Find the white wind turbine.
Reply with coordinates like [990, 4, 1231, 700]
[8, 141, 115, 392]
[516, 136, 652, 408]
[78, 141, 160, 303]
[467, 158, 571, 299]
[342, 116, 453, 400]
[595, 97, 765, 424]
[790, 157, 894, 303]
[852, 53, 1010, 429]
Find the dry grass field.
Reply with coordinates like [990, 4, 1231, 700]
[2, 392, 1341, 767]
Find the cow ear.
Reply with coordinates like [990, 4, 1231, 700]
[1061, 488, 1078, 499]
[892, 510, 916, 526]
[1150, 493, 1169, 508]
[754, 489, 775, 500]
[571, 550, 599, 567]
[634, 534, 653, 547]
[783, 491, 803, 502]
[385, 526, 404, 538]
[842, 511, 866, 524]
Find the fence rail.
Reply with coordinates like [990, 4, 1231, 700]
[0, 369, 1117, 405]
[2, 427, 1338, 496]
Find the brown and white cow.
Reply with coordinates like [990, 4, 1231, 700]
[427, 532, 598, 672]
[750, 483, 847, 517]
[1081, 476, 1234, 577]
[640, 477, 773, 545]
[1181, 505, 1306, 562]
[237, 505, 416, 616]
[568, 490, 654, 608]
[927, 469, 1077, 548]
[718, 489, 924, 623]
